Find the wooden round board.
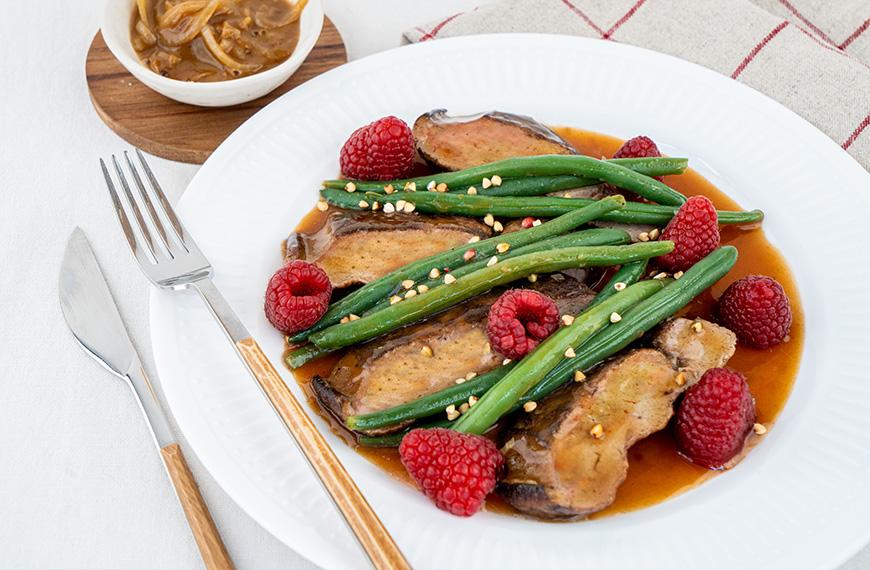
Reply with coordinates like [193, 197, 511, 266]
[86, 18, 347, 164]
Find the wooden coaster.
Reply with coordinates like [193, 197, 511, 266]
[86, 18, 347, 164]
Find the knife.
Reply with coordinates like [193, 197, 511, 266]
[59, 228, 234, 570]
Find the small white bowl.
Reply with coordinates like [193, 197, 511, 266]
[102, 0, 324, 107]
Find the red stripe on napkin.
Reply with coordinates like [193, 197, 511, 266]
[840, 19, 870, 50]
[731, 21, 790, 79]
[560, 0, 605, 36]
[842, 113, 870, 150]
[420, 12, 464, 41]
[776, 0, 836, 46]
[604, 0, 648, 39]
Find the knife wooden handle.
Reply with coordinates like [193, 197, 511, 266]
[160, 443, 234, 570]
[236, 337, 410, 570]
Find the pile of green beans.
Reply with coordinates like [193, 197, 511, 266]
[350, 246, 737, 445]
[320, 188, 764, 226]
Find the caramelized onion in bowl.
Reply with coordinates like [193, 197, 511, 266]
[131, 0, 308, 82]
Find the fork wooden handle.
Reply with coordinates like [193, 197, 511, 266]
[160, 443, 234, 570]
[236, 338, 410, 570]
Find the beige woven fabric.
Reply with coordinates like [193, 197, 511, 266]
[405, 0, 870, 169]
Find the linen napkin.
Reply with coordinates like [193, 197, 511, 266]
[405, 0, 870, 170]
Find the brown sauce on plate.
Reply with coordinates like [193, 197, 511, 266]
[289, 128, 805, 519]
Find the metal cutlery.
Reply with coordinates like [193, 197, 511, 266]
[59, 228, 234, 570]
[100, 149, 410, 570]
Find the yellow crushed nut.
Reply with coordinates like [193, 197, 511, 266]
[692, 321, 704, 333]
[383, 202, 396, 213]
[523, 401, 538, 412]
[358, 200, 369, 209]
[482, 177, 492, 189]
[614, 282, 627, 291]
[467, 186, 478, 195]
[491, 175, 503, 187]
[401, 279, 415, 290]
[675, 372, 686, 386]
[562, 315, 575, 326]
[610, 312, 622, 323]
[483, 213, 495, 226]
[574, 370, 586, 382]
[344, 182, 357, 193]
[429, 268, 441, 279]
[564, 347, 576, 358]
[493, 221, 504, 232]
[753, 423, 768, 435]
[443, 273, 457, 284]
[420, 345, 433, 357]
[590, 424, 605, 439]
[316, 200, 329, 211]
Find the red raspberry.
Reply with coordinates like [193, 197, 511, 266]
[339, 116, 416, 180]
[717, 275, 792, 348]
[264, 261, 332, 335]
[521, 217, 536, 229]
[602, 135, 663, 194]
[657, 195, 720, 272]
[399, 428, 504, 517]
[486, 289, 560, 360]
[675, 368, 756, 470]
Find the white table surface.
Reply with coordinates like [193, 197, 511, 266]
[0, 2, 866, 569]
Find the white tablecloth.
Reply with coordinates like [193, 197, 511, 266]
[0, 2, 866, 568]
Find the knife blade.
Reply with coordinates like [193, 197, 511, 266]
[59, 227, 173, 447]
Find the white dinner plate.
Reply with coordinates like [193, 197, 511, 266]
[150, 35, 870, 570]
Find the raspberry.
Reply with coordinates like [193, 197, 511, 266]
[657, 195, 720, 272]
[264, 261, 332, 335]
[486, 289, 560, 360]
[521, 217, 536, 229]
[717, 275, 792, 348]
[399, 428, 503, 516]
[339, 116, 416, 180]
[675, 368, 756, 470]
[602, 136, 662, 194]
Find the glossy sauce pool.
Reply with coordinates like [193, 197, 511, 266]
[290, 127, 805, 520]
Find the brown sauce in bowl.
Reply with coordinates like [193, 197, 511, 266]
[131, 0, 305, 82]
[289, 128, 805, 519]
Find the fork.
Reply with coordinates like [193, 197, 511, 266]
[101, 149, 411, 570]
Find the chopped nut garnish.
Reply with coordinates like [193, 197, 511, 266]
[427, 180, 436, 191]
[429, 268, 441, 279]
[487, 256, 498, 267]
[523, 401, 538, 412]
[653, 272, 668, 280]
[383, 202, 396, 213]
[614, 282, 627, 291]
[491, 175, 503, 187]
[395, 199, 407, 211]
[483, 342, 491, 353]
[532, 219, 542, 227]
[502, 358, 512, 365]
[459, 403, 470, 413]
[753, 423, 768, 435]
[468, 235, 481, 243]
[346, 314, 359, 322]
[345, 182, 357, 193]
[610, 312, 622, 323]
[443, 273, 457, 284]
[692, 321, 704, 333]
[675, 372, 686, 386]
[420, 345, 433, 357]
[316, 200, 329, 212]
[649, 228, 661, 240]
[389, 295, 402, 305]
[562, 314, 575, 326]
[574, 370, 586, 382]
[527, 273, 538, 283]
[358, 200, 369, 209]
[482, 177, 492, 189]
[468, 396, 479, 406]
[464, 249, 477, 262]
[496, 243, 510, 253]
[483, 213, 495, 226]
[467, 186, 478, 195]
[673, 271, 684, 280]
[446, 405, 460, 421]
[402, 279, 415, 289]
[446, 404, 456, 414]
[465, 372, 477, 380]
[404, 290, 417, 299]
[339, 316, 349, 324]
[590, 423, 605, 439]
[638, 232, 650, 242]
[417, 284, 429, 294]
[493, 221, 504, 232]
[436, 182, 448, 193]
[404, 181, 416, 192]
[384, 184, 394, 194]
[455, 377, 466, 385]
[404, 202, 416, 213]
[371, 201, 380, 211]
[564, 347, 576, 358]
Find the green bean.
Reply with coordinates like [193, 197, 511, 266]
[353, 246, 737, 442]
[364, 228, 630, 315]
[323, 155, 688, 205]
[451, 280, 666, 434]
[310, 242, 673, 351]
[586, 260, 649, 309]
[356, 418, 451, 447]
[285, 343, 328, 369]
[320, 189, 764, 226]
[346, 364, 517, 432]
[287, 196, 626, 344]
